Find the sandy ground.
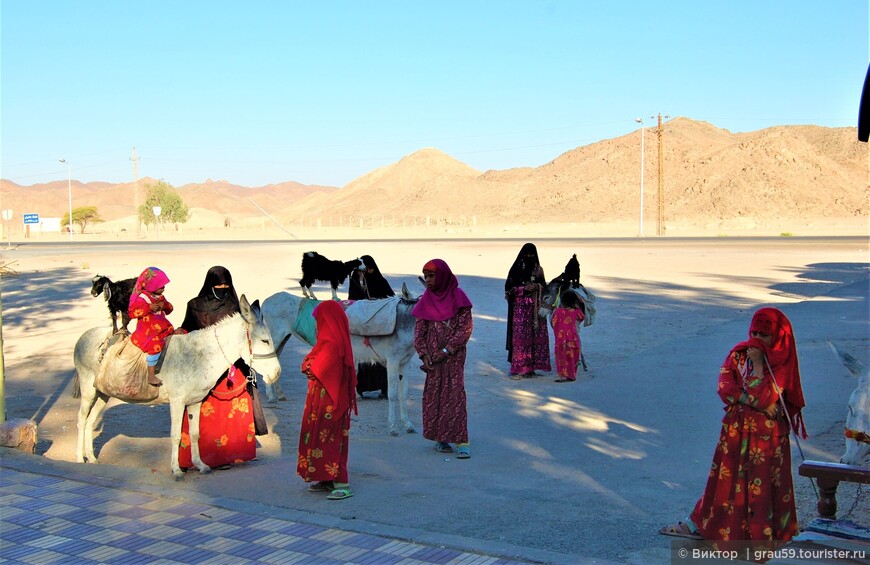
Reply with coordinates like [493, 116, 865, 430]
[1, 233, 868, 564]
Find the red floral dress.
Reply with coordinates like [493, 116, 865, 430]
[128, 293, 174, 354]
[179, 365, 256, 468]
[690, 349, 798, 541]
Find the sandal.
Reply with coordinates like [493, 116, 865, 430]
[554, 378, 569, 382]
[456, 444, 470, 459]
[659, 522, 702, 540]
[327, 487, 353, 500]
[307, 480, 334, 493]
[435, 441, 453, 453]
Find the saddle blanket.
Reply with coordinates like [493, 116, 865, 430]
[293, 298, 321, 346]
[345, 296, 399, 336]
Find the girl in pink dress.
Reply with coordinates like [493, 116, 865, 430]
[550, 291, 585, 382]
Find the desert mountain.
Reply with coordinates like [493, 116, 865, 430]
[2, 118, 866, 231]
[284, 118, 865, 228]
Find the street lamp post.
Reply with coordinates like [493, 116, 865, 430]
[634, 118, 645, 236]
[59, 159, 73, 241]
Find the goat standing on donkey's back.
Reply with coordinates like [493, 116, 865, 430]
[91, 275, 136, 333]
[299, 251, 362, 300]
[564, 254, 581, 289]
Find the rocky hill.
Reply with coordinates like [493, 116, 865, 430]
[2, 118, 866, 234]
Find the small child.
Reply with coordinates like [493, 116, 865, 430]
[128, 267, 175, 387]
[550, 290, 585, 382]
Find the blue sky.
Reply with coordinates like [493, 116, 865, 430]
[2, 1, 867, 188]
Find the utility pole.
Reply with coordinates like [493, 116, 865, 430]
[653, 113, 670, 236]
[131, 147, 140, 237]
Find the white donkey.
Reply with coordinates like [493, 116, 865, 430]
[262, 284, 419, 436]
[830, 342, 870, 466]
[73, 295, 281, 479]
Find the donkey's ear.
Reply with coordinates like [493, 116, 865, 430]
[239, 294, 254, 322]
[401, 281, 411, 299]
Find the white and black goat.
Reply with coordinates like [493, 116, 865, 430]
[299, 252, 363, 300]
[90, 274, 136, 333]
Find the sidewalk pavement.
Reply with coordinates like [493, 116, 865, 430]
[1, 451, 612, 565]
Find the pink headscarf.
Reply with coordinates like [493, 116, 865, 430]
[128, 267, 170, 309]
[411, 259, 473, 321]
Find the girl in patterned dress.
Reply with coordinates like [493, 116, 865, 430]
[551, 291, 585, 382]
[128, 267, 174, 387]
[412, 259, 474, 458]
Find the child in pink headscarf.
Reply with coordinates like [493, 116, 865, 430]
[128, 267, 175, 387]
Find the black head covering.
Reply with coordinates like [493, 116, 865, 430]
[505, 243, 545, 291]
[181, 266, 241, 331]
[348, 255, 395, 300]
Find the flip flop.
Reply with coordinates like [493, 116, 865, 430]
[307, 481, 334, 493]
[327, 487, 353, 500]
[659, 522, 702, 540]
[435, 442, 453, 453]
[456, 445, 470, 459]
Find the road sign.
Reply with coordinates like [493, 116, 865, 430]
[23, 213, 39, 224]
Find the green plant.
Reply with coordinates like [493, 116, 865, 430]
[138, 180, 190, 226]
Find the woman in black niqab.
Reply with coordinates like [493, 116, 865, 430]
[347, 255, 394, 398]
[181, 266, 240, 331]
[504, 243, 551, 375]
[348, 255, 395, 300]
[177, 265, 267, 470]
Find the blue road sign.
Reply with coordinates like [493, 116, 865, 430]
[23, 213, 39, 224]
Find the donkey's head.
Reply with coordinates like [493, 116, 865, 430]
[239, 294, 282, 386]
[540, 274, 568, 317]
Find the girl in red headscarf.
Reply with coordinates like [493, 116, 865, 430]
[297, 300, 358, 500]
[412, 259, 474, 458]
[128, 267, 174, 387]
[661, 307, 806, 541]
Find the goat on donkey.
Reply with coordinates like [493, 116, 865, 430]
[90, 275, 136, 333]
[299, 252, 363, 300]
[564, 253, 581, 289]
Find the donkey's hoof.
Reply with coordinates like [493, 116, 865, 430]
[389, 427, 400, 436]
[172, 471, 185, 481]
[198, 466, 212, 475]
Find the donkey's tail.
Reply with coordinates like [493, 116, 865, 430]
[72, 373, 81, 399]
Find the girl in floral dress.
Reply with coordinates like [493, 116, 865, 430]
[661, 307, 807, 541]
[550, 291, 585, 382]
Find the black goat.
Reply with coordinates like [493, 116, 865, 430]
[90, 275, 136, 333]
[299, 252, 363, 300]
[564, 254, 581, 288]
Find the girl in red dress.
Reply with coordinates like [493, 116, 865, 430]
[298, 300, 358, 500]
[128, 267, 174, 387]
[661, 307, 807, 541]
